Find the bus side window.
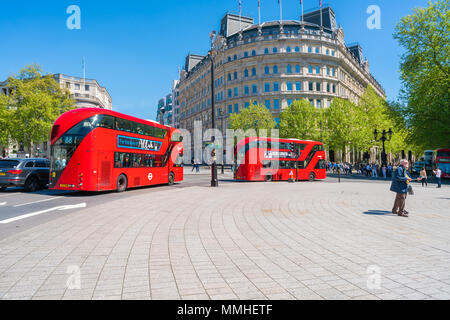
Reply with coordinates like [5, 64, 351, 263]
[144, 125, 154, 137]
[99, 115, 114, 129]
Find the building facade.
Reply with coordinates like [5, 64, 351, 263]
[53, 74, 112, 110]
[177, 7, 385, 140]
[156, 94, 173, 126]
[171, 80, 180, 128]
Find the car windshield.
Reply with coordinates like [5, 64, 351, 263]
[0, 160, 20, 168]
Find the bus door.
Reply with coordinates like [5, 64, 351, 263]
[98, 150, 113, 191]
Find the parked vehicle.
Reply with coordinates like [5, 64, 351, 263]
[413, 161, 425, 174]
[0, 158, 50, 192]
[424, 150, 435, 171]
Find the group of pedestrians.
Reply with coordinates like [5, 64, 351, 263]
[326, 162, 353, 175]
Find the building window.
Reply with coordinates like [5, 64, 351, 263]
[287, 82, 293, 91]
[85, 85, 90, 91]
[265, 100, 271, 110]
[295, 46, 300, 52]
[315, 47, 320, 54]
[273, 99, 280, 109]
[286, 46, 291, 53]
[66, 82, 71, 89]
[316, 82, 321, 91]
[228, 105, 233, 114]
[234, 72, 237, 80]
[316, 66, 320, 74]
[332, 68, 336, 76]
[234, 104, 239, 113]
[265, 66, 270, 75]
[244, 86, 249, 95]
[287, 99, 293, 106]
[273, 47, 278, 53]
[228, 56, 231, 62]
[228, 73, 231, 81]
[244, 51, 249, 57]
[332, 84, 336, 93]
[234, 87, 238, 96]
[286, 64, 292, 74]
[326, 49, 330, 55]
[273, 82, 279, 92]
[332, 50, 335, 56]
[317, 99, 322, 108]
[327, 83, 330, 92]
[296, 82, 301, 91]
[295, 65, 300, 73]
[244, 69, 249, 77]
[252, 67, 256, 76]
[273, 65, 278, 74]
[264, 83, 270, 92]
[309, 82, 314, 91]
[252, 50, 256, 56]
[252, 84, 258, 94]
[327, 67, 330, 76]
[308, 65, 313, 74]
[228, 89, 232, 98]
[75, 83, 80, 90]
[309, 99, 314, 106]
[244, 102, 250, 108]
[233, 54, 237, 60]
[264, 48, 269, 54]
[308, 47, 312, 53]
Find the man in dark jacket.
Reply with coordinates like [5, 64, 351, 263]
[391, 159, 412, 217]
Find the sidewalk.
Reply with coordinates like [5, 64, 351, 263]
[0, 179, 449, 300]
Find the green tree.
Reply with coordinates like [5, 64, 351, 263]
[393, 0, 450, 149]
[0, 93, 12, 148]
[4, 64, 75, 152]
[228, 102, 276, 136]
[279, 99, 324, 141]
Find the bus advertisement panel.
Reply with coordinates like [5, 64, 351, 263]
[49, 108, 183, 192]
[234, 137, 326, 182]
[436, 149, 450, 179]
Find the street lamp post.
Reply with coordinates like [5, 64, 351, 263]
[374, 128, 393, 167]
[209, 30, 218, 187]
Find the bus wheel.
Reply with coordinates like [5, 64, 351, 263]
[265, 174, 273, 182]
[309, 172, 316, 182]
[117, 174, 128, 192]
[0, 186, 7, 192]
[168, 172, 175, 186]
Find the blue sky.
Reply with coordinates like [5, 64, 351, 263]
[0, 0, 429, 120]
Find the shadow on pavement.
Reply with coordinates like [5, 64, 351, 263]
[364, 210, 396, 216]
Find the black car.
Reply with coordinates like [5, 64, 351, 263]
[0, 158, 50, 192]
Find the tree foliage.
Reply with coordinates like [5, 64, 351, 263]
[228, 102, 276, 136]
[1, 64, 75, 151]
[393, 0, 450, 149]
[279, 99, 323, 141]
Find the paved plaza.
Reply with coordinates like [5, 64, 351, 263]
[0, 177, 449, 300]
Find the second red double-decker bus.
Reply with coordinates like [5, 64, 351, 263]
[436, 149, 450, 179]
[234, 137, 326, 182]
[49, 108, 183, 192]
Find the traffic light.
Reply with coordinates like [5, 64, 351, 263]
[290, 143, 296, 153]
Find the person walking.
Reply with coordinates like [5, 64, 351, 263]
[391, 159, 413, 217]
[433, 167, 442, 188]
[372, 164, 378, 177]
[382, 165, 387, 179]
[420, 167, 428, 187]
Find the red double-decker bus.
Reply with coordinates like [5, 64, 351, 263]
[234, 137, 326, 182]
[49, 108, 183, 192]
[436, 149, 450, 179]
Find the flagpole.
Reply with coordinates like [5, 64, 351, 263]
[82, 57, 85, 90]
[301, 0, 304, 23]
[320, 1, 323, 28]
[258, 0, 261, 25]
[280, 0, 283, 24]
[239, 0, 242, 31]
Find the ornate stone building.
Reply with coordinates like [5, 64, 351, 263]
[176, 7, 385, 140]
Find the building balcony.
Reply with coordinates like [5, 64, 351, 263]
[71, 93, 108, 109]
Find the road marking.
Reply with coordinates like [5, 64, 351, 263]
[0, 203, 87, 224]
[13, 197, 59, 208]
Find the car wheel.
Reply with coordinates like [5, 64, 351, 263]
[117, 174, 128, 193]
[265, 174, 273, 182]
[309, 172, 316, 182]
[0, 186, 6, 191]
[25, 176, 40, 192]
[168, 172, 175, 186]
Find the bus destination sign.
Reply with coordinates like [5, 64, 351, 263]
[264, 151, 296, 159]
[117, 135, 162, 152]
